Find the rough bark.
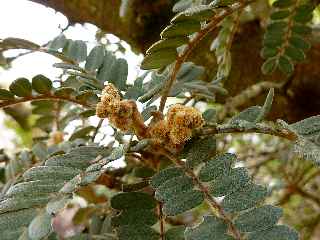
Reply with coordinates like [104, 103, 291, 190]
[29, 0, 320, 123]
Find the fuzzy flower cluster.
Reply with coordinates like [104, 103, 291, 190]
[149, 104, 204, 145]
[96, 84, 145, 133]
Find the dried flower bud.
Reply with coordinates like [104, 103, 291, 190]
[169, 126, 193, 145]
[149, 120, 170, 143]
[102, 83, 120, 100]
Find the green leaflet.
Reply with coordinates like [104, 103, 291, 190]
[23, 166, 81, 181]
[48, 34, 67, 50]
[141, 48, 177, 70]
[171, 5, 214, 23]
[155, 175, 193, 201]
[53, 87, 76, 97]
[146, 37, 189, 54]
[111, 208, 157, 227]
[117, 225, 160, 240]
[185, 215, 234, 240]
[0, 89, 15, 100]
[9, 78, 32, 97]
[160, 21, 201, 38]
[66, 40, 87, 62]
[28, 211, 52, 240]
[209, 167, 250, 197]
[0, 195, 52, 214]
[199, 153, 235, 182]
[0, 208, 36, 232]
[222, 183, 268, 213]
[229, 106, 262, 124]
[172, 0, 192, 12]
[97, 51, 116, 82]
[85, 45, 105, 71]
[163, 190, 204, 216]
[31, 74, 52, 94]
[247, 225, 299, 240]
[108, 58, 128, 91]
[69, 126, 96, 141]
[5, 180, 64, 198]
[111, 192, 156, 210]
[234, 205, 283, 232]
[164, 226, 185, 240]
[290, 115, 320, 136]
[151, 167, 184, 188]
[3, 229, 24, 240]
[180, 136, 216, 167]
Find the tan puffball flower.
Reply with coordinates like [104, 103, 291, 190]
[169, 126, 193, 145]
[167, 104, 204, 129]
[102, 83, 120, 100]
[109, 114, 133, 132]
[149, 120, 170, 143]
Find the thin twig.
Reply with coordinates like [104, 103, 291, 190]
[158, 202, 165, 240]
[92, 119, 104, 142]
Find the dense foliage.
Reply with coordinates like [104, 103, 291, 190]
[0, 0, 320, 239]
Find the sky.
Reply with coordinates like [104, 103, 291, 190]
[0, 0, 142, 150]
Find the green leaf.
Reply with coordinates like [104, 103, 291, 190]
[289, 35, 311, 50]
[32, 74, 52, 94]
[199, 153, 235, 182]
[5, 180, 64, 198]
[222, 183, 268, 213]
[117, 225, 160, 240]
[285, 45, 306, 62]
[111, 208, 157, 227]
[260, 47, 278, 58]
[23, 166, 81, 181]
[181, 136, 216, 168]
[171, 6, 214, 23]
[155, 176, 193, 201]
[255, 88, 274, 123]
[209, 167, 250, 197]
[53, 87, 76, 97]
[133, 166, 155, 178]
[69, 126, 96, 141]
[48, 34, 67, 50]
[0, 89, 15, 100]
[261, 58, 277, 74]
[28, 211, 52, 240]
[9, 78, 32, 97]
[151, 167, 184, 189]
[163, 190, 204, 216]
[270, 10, 291, 20]
[111, 192, 156, 210]
[66, 40, 87, 62]
[85, 45, 105, 71]
[164, 226, 185, 240]
[160, 21, 201, 38]
[97, 52, 116, 82]
[292, 24, 312, 35]
[234, 205, 283, 232]
[290, 115, 320, 136]
[0, 208, 36, 232]
[278, 55, 294, 75]
[0, 195, 52, 214]
[272, 0, 294, 8]
[108, 58, 128, 91]
[230, 106, 262, 124]
[247, 225, 299, 240]
[185, 215, 233, 240]
[141, 49, 177, 70]
[146, 37, 189, 54]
